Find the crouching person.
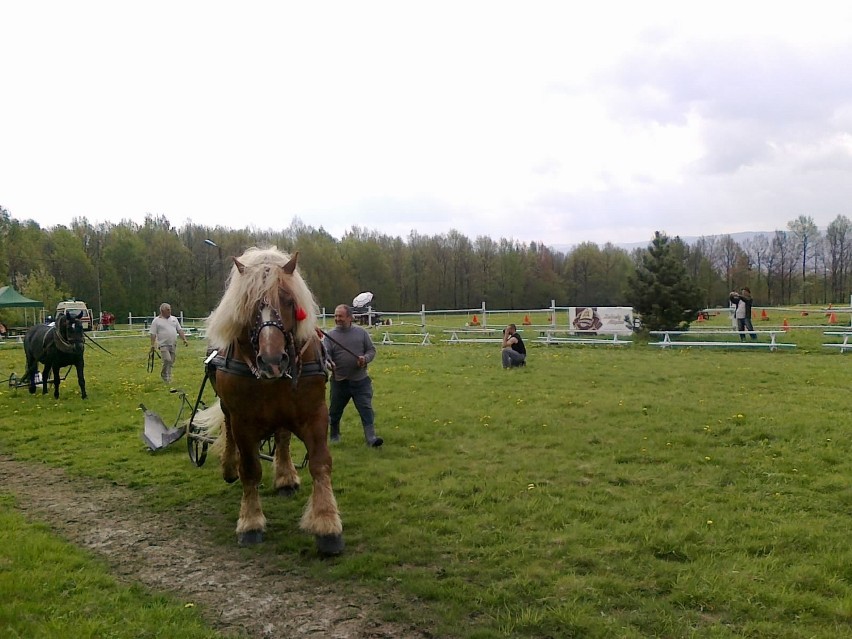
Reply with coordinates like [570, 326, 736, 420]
[501, 324, 526, 369]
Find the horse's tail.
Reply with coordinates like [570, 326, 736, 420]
[191, 399, 227, 453]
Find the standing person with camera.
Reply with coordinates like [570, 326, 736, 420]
[729, 287, 757, 341]
[324, 304, 384, 447]
[501, 323, 527, 369]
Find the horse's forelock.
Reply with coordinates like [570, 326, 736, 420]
[206, 247, 318, 348]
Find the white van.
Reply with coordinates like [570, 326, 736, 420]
[56, 300, 94, 331]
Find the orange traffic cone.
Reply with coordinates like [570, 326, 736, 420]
[829, 312, 838, 324]
[782, 318, 790, 332]
[697, 313, 705, 322]
[523, 314, 531, 325]
[471, 314, 480, 326]
[760, 309, 768, 321]
[801, 311, 809, 317]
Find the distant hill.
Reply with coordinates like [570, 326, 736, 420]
[551, 231, 770, 254]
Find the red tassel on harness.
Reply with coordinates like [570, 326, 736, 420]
[296, 306, 308, 321]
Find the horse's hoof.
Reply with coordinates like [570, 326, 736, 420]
[277, 484, 299, 498]
[237, 530, 264, 546]
[316, 534, 345, 557]
[223, 472, 238, 484]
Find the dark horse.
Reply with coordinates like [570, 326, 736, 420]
[23, 311, 87, 399]
[193, 247, 343, 555]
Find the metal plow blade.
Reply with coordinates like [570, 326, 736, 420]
[140, 403, 184, 451]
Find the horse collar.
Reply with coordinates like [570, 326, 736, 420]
[49, 323, 80, 354]
[229, 331, 304, 382]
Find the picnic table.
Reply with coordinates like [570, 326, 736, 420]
[443, 328, 514, 344]
[822, 331, 852, 353]
[536, 329, 632, 346]
[380, 331, 432, 346]
[649, 330, 795, 351]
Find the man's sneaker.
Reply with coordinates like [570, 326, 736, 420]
[369, 437, 383, 448]
[330, 435, 341, 443]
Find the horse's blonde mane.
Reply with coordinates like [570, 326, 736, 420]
[205, 246, 319, 349]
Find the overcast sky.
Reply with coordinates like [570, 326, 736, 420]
[2, 2, 852, 247]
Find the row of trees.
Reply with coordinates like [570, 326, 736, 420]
[1, 206, 850, 331]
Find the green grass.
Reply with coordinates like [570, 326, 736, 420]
[1, 311, 852, 638]
[0, 493, 223, 639]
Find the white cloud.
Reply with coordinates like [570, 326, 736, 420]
[2, 1, 852, 247]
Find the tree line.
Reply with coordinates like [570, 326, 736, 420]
[1, 206, 850, 327]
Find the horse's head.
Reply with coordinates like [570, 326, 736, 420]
[57, 310, 86, 354]
[238, 252, 304, 379]
[205, 247, 319, 378]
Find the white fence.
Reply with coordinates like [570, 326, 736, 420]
[128, 303, 636, 334]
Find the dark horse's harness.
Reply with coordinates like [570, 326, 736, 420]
[42, 318, 83, 355]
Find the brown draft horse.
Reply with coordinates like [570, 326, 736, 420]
[193, 247, 343, 555]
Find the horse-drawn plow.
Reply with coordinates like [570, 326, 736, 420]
[140, 351, 215, 465]
[5, 367, 71, 389]
[140, 350, 292, 469]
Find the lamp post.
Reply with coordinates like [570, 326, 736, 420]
[84, 234, 103, 326]
[204, 239, 223, 306]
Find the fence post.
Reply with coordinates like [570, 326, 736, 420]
[481, 302, 487, 328]
[551, 300, 557, 328]
[421, 304, 426, 333]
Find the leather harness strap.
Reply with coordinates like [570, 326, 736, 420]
[211, 333, 326, 381]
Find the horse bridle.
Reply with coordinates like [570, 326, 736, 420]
[245, 295, 300, 381]
[249, 296, 288, 353]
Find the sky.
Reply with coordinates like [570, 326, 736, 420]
[3, 1, 852, 248]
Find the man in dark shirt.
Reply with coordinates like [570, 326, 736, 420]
[501, 323, 526, 369]
[323, 304, 384, 447]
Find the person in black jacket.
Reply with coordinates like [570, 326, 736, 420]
[501, 324, 527, 368]
[730, 287, 757, 341]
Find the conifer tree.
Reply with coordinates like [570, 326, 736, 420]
[629, 232, 704, 331]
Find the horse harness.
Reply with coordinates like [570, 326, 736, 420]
[41, 318, 82, 355]
[208, 295, 331, 387]
[208, 336, 328, 384]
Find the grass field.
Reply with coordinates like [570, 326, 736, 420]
[1, 310, 851, 638]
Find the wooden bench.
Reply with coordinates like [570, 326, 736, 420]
[650, 330, 795, 351]
[537, 329, 632, 346]
[823, 331, 852, 353]
[381, 332, 432, 346]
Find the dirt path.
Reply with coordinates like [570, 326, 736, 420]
[0, 455, 436, 639]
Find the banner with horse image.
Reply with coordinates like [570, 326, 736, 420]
[568, 306, 634, 335]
